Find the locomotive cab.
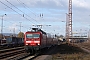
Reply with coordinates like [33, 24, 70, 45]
[25, 33, 41, 46]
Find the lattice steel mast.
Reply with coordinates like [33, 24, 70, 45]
[66, 13, 69, 42]
[68, 0, 72, 41]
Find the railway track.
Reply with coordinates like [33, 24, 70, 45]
[1, 43, 89, 60]
[20, 47, 50, 60]
[0, 45, 24, 50]
[22, 53, 39, 60]
[3, 53, 30, 60]
[21, 46, 58, 60]
[0, 47, 28, 60]
[0, 46, 24, 53]
[32, 43, 90, 60]
[0, 46, 41, 60]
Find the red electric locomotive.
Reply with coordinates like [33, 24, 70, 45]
[24, 28, 58, 53]
[24, 28, 49, 53]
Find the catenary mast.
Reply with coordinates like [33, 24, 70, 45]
[66, 0, 72, 42]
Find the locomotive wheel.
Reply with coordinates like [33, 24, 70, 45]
[25, 48, 29, 53]
[30, 49, 35, 54]
[24, 46, 30, 53]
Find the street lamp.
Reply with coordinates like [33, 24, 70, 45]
[1, 14, 7, 39]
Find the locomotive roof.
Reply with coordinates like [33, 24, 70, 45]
[38, 29, 46, 34]
[27, 28, 46, 34]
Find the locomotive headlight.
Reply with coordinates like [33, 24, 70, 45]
[26, 44, 28, 45]
[38, 43, 40, 45]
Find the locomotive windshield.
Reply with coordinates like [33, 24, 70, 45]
[26, 34, 40, 38]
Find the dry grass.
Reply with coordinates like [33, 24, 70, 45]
[77, 41, 90, 50]
[52, 42, 90, 60]
[52, 53, 90, 60]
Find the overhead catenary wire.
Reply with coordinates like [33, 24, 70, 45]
[0, 0, 50, 30]
[17, 0, 48, 28]
[5, 0, 40, 24]
[0, 1, 22, 17]
[17, 0, 39, 17]
[0, 0, 37, 24]
[3, 18, 31, 32]
[17, 0, 44, 22]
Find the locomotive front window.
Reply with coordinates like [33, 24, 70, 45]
[33, 34, 40, 38]
[26, 34, 40, 38]
[26, 34, 33, 38]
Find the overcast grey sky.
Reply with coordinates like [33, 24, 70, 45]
[0, 0, 90, 36]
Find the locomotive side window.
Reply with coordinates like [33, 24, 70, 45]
[26, 34, 40, 38]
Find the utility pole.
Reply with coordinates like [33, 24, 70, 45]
[13, 28, 15, 37]
[19, 22, 23, 32]
[1, 14, 7, 39]
[20, 22, 22, 32]
[88, 29, 90, 41]
[16, 22, 23, 32]
[19, 22, 23, 40]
